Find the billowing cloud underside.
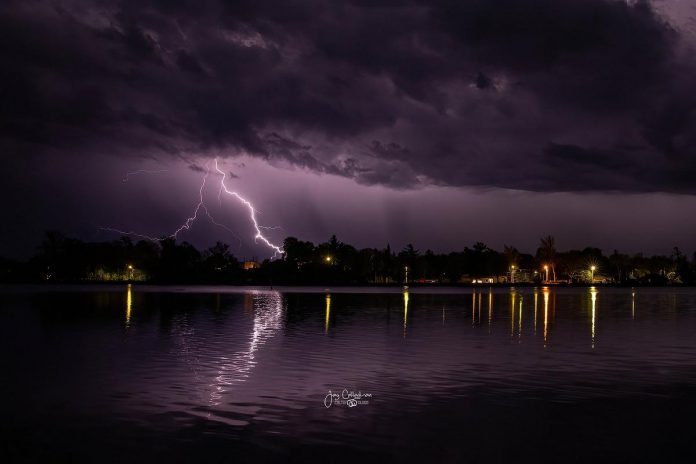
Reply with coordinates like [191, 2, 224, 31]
[2, 0, 696, 192]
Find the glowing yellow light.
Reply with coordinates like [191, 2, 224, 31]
[488, 289, 493, 329]
[125, 283, 132, 326]
[590, 265, 596, 271]
[543, 287, 550, 346]
[403, 289, 409, 337]
[325, 293, 331, 334]
[325, 256, 331, 263]
[590, 287, 597, 348]
[478, 292, 482, 323]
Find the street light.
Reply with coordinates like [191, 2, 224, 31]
[510, 265, 516, 284]
[543, 265, 549, 283]
[404, 266, 409, 285]
[325, 256, 332, 264]
[590, 265, 596, 283]
[127, 264, 134, 281]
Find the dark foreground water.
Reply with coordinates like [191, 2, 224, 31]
[2, 285, 696, 463]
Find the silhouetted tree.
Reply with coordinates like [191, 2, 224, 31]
[202, 242, 239, 282]
[537, 235, 557, 281]
[10, 230, 695, 286]
[503, 245, 520, 268]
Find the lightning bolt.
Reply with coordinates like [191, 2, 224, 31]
[102, 159, 283, 256]
[214, 159, 284, 256]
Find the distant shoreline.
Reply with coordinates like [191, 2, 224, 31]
[2, 281, 695, 290]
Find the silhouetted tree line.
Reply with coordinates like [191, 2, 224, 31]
[1, 231, 696, 285]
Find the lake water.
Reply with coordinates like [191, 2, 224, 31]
[2, 285, 696, 462]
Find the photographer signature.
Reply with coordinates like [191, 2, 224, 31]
[324, 389, 372, 408]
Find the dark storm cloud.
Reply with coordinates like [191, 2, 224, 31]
[2, 0, 696, 192]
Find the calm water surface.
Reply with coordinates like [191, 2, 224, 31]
[2, 285, 696, 463]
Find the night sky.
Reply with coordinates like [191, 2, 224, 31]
[2, 0, 696, 258]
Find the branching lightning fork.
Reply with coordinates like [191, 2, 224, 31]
[102, 160, 283, 256]
[214, 159, 284, 256]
